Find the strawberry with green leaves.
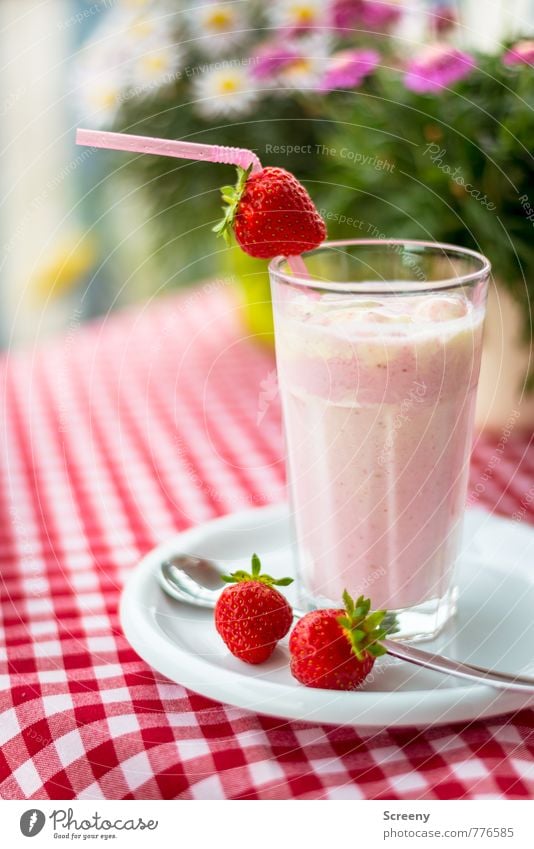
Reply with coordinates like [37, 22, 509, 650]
[213, 165, 326, 259]
[289, 592, 391, 690]
[215, 554, 293, 664]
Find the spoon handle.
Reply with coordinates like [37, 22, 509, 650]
[383, 639, 534, 693]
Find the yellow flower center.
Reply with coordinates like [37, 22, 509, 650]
[129, 19, 154, 39]
[205, 8, 234, 31]
[142, 53, 169, 75]
[218, 76, 239, 93]
[95, 89, 118, 110]
[290, 4, 317, 25]
[285, 57, 313, 76]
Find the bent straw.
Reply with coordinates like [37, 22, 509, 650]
[76, 128, 309, 275]
[76, 128, 263, 173]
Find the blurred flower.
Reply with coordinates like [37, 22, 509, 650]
[193, 64, 259, 117]
[75, 55, 128, 127]
[189, 2, 249, 56]
[268, 0, 329, 33]
[251, 40, 302, 80]
[428, 4, 458, 35]
[404, 45, 475, 93]
[33, 236, 96, 301]
[359, 0, 402, 27]
[503, 40, 534, 67]
[130, 38, 182, 93]
[276, 35, 330, 89]
[318, 48, 380, 91]
[332, 0, 402, 31]
[123, 12, 172, 44]
[251, 33, 330, 89]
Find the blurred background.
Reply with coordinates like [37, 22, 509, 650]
[0, 0, 533, 428]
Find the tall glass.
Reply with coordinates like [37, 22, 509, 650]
[270, 240, 490, 640]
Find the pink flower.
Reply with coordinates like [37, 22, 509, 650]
[251, 42, 301, 80]
[332, 0, 402, 31]
[404, 45, 476, 93]
[429, 5, 458, 35]
[359, 0, 402, 27]
[318, 48, 380, 91]
[503, 40, 534, 67]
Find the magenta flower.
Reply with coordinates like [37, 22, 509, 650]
[251, 42, 300, 80]
[359, 0, 402, 27]
[404, 45, 476, 94]
[331, 0, 361, 29]
[332, 0, 402, 31]
[503, 40, 534, 67]
[318, 48, 380, 91]
[429, 5, 458, 35]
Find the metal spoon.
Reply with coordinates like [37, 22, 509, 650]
[159, 555, 534, 694]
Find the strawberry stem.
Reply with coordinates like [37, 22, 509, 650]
[212, 164, 252, 246]
[337, 591, 397, 660]
[221, 553, 293, 587]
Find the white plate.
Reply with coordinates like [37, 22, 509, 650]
[120, 505, 534, 727]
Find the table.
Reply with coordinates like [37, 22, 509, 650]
[0, 285, 533, 800]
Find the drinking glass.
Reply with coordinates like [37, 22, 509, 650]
[269, 240, 490, 640]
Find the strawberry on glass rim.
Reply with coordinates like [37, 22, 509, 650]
[213, 165, 327, 259]
[75, 131, 326, 260]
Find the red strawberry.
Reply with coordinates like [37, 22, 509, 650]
[213, 165, 326, 259]
[289, 592, 390, 690]
[215, 554, 293, 664]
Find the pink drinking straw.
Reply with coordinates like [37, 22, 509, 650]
[76, 128, 263, 174]
[76, 129, 310, 274]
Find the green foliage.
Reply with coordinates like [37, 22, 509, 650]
[114, 48, 533, 350]
[317, 55, 534, 340]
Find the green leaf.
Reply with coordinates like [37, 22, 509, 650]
[367, 643, 388, 658]
[273, 577, 294, 586]
[213, 164, 253, 246]
[364, 611, 386, 630]
[251, 553, 261, 577]
[382, 612, 400, 635]
[342, 589, 354, 615]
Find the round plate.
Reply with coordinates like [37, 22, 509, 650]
[120, 505, 534, 727]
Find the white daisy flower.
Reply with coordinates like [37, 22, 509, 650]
[75, 61, 126, 128]
[129, 38, 183, 94]
[268, 0, 329, 32]
[188, 2, 249, 57]
[99, 4, 178, 51]
[192, 64, 259, 118]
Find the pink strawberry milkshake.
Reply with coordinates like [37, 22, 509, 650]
[270, 242, 489, 639]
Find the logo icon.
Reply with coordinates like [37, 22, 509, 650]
[20, 810, 46, 837]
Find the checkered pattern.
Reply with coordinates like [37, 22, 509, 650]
[0, 285, 533, 800]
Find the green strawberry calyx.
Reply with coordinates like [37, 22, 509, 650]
[337, 591, 398, 661]
[212, 164, 252, 246]
[221, 553, 293, 587]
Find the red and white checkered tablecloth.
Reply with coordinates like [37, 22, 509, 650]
[0, 284, 533, 801]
